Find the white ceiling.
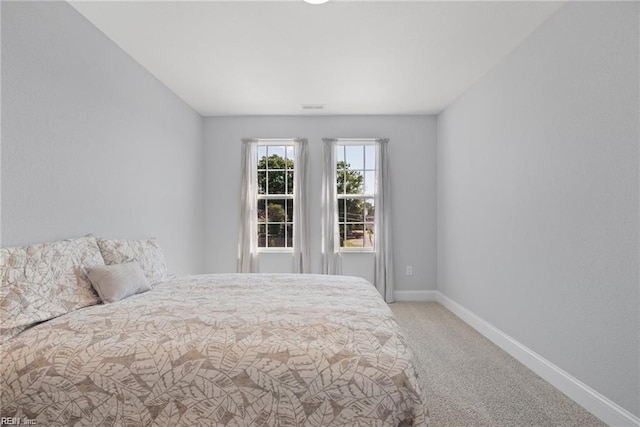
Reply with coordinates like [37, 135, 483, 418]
[69, 1, 563, 116]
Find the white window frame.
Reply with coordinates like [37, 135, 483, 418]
[257, 139, 295, 253]
[336, 139, 377, 253]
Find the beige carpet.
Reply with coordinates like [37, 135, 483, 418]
[390, 302, 605, 427]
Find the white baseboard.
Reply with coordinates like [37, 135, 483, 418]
[436, 291, 640, 427]
[393, 290, 438, 302]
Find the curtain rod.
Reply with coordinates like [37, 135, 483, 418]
[243, 138, 383, 144]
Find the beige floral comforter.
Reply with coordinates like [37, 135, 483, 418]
[1, 274, 428, 426]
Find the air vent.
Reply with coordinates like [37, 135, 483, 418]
[302, 104, 325, 110]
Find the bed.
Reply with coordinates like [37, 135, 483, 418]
[1, 237, 428, 426]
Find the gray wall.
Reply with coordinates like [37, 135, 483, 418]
[437, 1, 639, 416]
[1, 1, 204, 275]
[204, 116, 437, 292]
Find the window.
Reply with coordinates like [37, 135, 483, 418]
[336, 142, 376, 250]
[257, 142, 295, 249]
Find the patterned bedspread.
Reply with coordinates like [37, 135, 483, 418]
[1, 274, 428, 426]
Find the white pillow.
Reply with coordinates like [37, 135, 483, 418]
[86, 262, 151, 303]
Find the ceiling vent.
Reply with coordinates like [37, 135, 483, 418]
[302, 104, 325, 110]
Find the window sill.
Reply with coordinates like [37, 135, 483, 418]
[340, 248, 375, 254]
[258, 249, 294, 254]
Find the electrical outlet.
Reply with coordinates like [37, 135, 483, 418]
[406, 266, 413, 276]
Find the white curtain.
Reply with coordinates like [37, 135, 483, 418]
[374, 138, 394, 302]
[292, 138, 309, 273]
[321, 138, 342, 275]
[237, 138, 259, 273]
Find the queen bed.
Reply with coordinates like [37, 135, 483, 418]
[1, 236, 428, 426]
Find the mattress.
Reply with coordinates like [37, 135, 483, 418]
[1, 273, 428, 426]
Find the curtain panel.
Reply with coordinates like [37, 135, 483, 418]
[237, 138, 259, 273]
[292, 138, 310, 273]
[374, 138, 394, 302]
[321, 138, 342, 275]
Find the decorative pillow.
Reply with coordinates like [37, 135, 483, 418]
[0, 235, 104, 341]
[96, 238, 170, 285]
[86, 262, 151, 303]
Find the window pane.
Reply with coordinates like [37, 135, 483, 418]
[343, 224, 365, 248]
[258, 171, 267, 194]
[336, 145, 345, 164]
[267, 156, 283, 170]
[258, 224, 266, 248]
[268, 146, 286, 161]
[257, 199, 266, 223]
[341, 224, 348, 248]
[338, 198, 346, 223]
[257, 146, 267, 167]
[286, 146, 295, 162]
[363, 198, 375, 223]
[267, 153, 287, 171]
[286, 199, 294, 222]
[267, 200, 286, 222]
[286, 224, 293, 248]
[344, 169, 364, 194]
[345, 198, 364, 223]
[267, 224, 285, 248]
[286, 170, 294, 195]
[353, 224, 365, 248]
[268, 224, 284, 235]
[345, 145, 364, 170]
[336, 170, 345, 195]
[365, 145, 375, 170]
[364, 171, 375, 195]
[267, 170, 286, 194]
[363, 223, 374, 248]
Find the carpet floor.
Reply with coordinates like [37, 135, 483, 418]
[389, 302, 605, 427]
